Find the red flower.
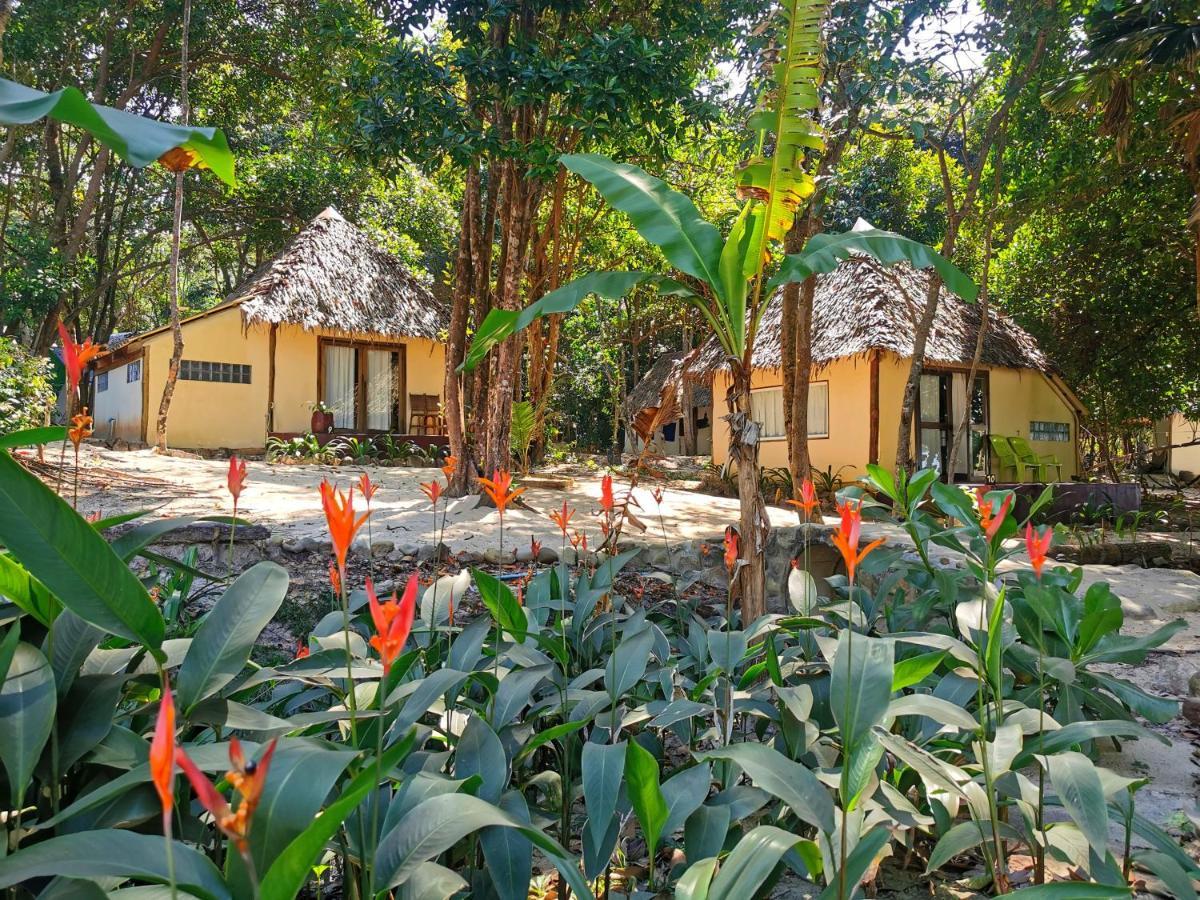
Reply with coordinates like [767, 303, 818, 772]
[831, 500, 885, 583]
[529, 536, 542, 559]
[1026, 522, 1053, 579]
[367, 575, 417, 676]
[441, 454, 457, 480]
[295, 639, 311, 660]
[150, 681, 176, 824]
[175, 737, 277, 852]
[786, 478, 819, 520]
[549, 501, 575, 536]
[57, 320, 103, 396]
[651, 486, 664, 506]
[420, 479, 443, 506]
[319, 479, 369, 573]
[975, 488, 1013, 542]
[599, 474, 615, 514]
[227, 455, 247, 504]
[328, 561, 341, 597]
[723, 526, 739, 575]
[479, 469, 524, 513]
[358, 472, 378, 505]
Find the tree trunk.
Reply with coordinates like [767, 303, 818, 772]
[728, 360, 769, 622]
[154, 0, 191, 452]
[679, 326, 696, 455]
[444, 163, 479, 496]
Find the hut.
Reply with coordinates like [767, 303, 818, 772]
[688, 256, 1084, 482]
[91, 207, 448, 451]
[624, 350, 712, 456]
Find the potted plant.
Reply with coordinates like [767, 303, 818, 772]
[307, 400, 335, 434]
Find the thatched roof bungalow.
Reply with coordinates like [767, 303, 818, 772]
[92, 207, 448, 450]
[624, 350, 713, 456]
[689, 257, 1084, 481]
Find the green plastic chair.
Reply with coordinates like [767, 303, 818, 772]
[1010, 435, 1061, 482]
[990, 434, 1041, 482]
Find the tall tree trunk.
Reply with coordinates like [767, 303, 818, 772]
[728, 360, 768, 622]
[679, 326, 696, 455]
[444, 162, 479, 496]
[155, 0, 191, 451]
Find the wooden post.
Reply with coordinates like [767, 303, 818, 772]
[266, 323, 277, 434]
[868, 349, 880, 465]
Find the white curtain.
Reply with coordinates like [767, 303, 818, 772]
[366, 350, 393, 431]
[323, 345, 356, 429]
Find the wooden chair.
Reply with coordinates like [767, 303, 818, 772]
[408, 394, 443, 435]
[990, 434, 1041, 482]
[1010, 435, 1061, 482]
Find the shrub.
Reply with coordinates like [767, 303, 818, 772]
[0, 337, 55, 433]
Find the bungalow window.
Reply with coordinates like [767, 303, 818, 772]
[750, 382, 829, 440]
[127, 359, 141, 383]
[96, 372, 109, 392]
[320, 339, 406, 432]
[180, 360, 251, 384]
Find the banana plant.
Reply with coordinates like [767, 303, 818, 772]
[461, 0, 978, 623]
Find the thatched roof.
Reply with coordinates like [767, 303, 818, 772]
[233, 207, 446, 338]
[625, 349, 713, 440]
[688, 257, 1051, 379]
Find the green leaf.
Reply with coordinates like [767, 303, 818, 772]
[480, 791, 534, 900]
[258, 733, 415, 900]
[625, 740, 670, 862]
[891, 650, 945, 691]
[57, 674, 123, 771]
[582, 740, 627, 849]
[925, 818, 1024, 874]
[0, 77, 235, 184]
[699, 742, 834, 833]
[707, 826, 804, 900]
[0, 450, 163, 649]
[605, 624, 655, 697]
[675, 857, 717, 900]
[176, 561, 288, 713]
[1043, 750, 1111, 857]
[1136, 850, 1197, 900]
[454, 714, 507, 804]
[768, 220, 978, 301]
[0, 830, 230, 899]
[0, 552, 59, 626]
[1005, 885, 1130, 898]
[0, 642, 56, 805]
[513, 718, 589, 764]
[471, 568, 527, 643]
[818, 825, 891, 900]
[831, 632, 894, 750]
[108, 515, 243, 562]
[47, 610, 103, 695]
[561, 154, 725, 296]
[0, 426, 66, 449]
[661, 763, 713, 839]
[373, 793, 592, 899]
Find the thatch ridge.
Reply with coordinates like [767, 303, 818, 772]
[233, 207, 447, 339]
[688, 257, 1050, 379]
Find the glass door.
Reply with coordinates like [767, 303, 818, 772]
[916, 372, 951, 477]
[322, 344, 357, 429]
[365, 349, 398, 432]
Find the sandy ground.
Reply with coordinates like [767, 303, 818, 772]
[34, 444, 1200, 834]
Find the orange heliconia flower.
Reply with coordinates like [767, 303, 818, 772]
[1026, 522, 1053, 579]
[295, 639, 311, 660]
[158, 145, 200, 173]
[367, 575, 417, 676]
[599, 474, 615, 514]
[831, 499, 885, 583]
[478, 469, 524, 513]
[441, 455, 457, 479]
[786, 478, 819, 520]
[150, 682, 176, 826]
[57, 321, 103, 396]
[975, 488, 1013, 543]
[68, 409, 93, 449]
[569, 530, 587, 552]
[529, 536, 542, 559]
[651, 486, 664, 506]
[328, 561, 341, 597]
[420, 479, 443, 506]
[358, 472, 378, 505]
[175, 737, 277, 852]
[723, 526, 739, 575]
[550, 501, 575, 536]
[227, 455, 247, 503]
[319, 479, 369, 572]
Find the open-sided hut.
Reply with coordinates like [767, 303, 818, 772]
[624, 350, 713, 455]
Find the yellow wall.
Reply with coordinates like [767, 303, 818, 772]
[711, 351, 1080, 480]
[1168, 414, 1200, 476]
[132, 308, 447, 451]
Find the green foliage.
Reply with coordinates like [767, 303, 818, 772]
[0, 338, 55, 434]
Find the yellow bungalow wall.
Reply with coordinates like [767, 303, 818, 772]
[710, 350, 1080, 480]
[130, 305, 446, 451]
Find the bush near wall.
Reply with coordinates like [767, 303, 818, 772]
[0, 337, 55, 433]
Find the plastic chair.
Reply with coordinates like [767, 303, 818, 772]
[990, 435, 1040, 482]
[1010, 435, 1061, 482]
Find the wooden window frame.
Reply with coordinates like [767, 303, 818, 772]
[915, 367, 991, 481]
[749, 381, 830, 442]
[317, 337, 408, 434]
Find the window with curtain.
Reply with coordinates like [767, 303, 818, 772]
[750, 382, 829, 439]
[322, 344, 357, 430]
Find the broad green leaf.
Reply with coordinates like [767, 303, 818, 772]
[0, 426, 66, 449]
[0, 77, 234, 184]
[0, 829, 229, 899]
[886, 694, 977, 731]
[492, 664, 551, 730]
[769, 220, 978, 301]
[700, 742, 834, 833]
[57, 674, 123, 770]
[685, 804, 731, 863]
[891, 650, 946, 691]
[661, 763, 713, 839]
[707, 826, 804, 900]
[472, 568, 527, 643]
[258, 733, 415, 900]
[0, 642, 56, 805]
[675, 857, 717, 900]
[372, 793, 592, 899]
[0, 551, 59, 626]
[605, 625, 655, 698]
[925, 818, 1024, 874]
[454, 714, 507, 803]
[48, 610, 104, 695]
[561, 154, 725, 295]
[1005, 884, 1130, 898]
[108, 515, 242, 562]
[831, 632, 894, 805]
[0, 450, 163, 649]
[480, 790, 534, 900]
[1042, 751, 1111, 857]
[1136, 850, 1197, 900]
[582, 740, 627, 849]
[513, 719, 589, 763]
[176, 562, 288, 713]
[625, 740, 669, 861]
